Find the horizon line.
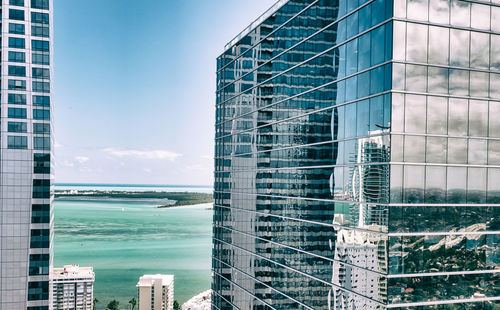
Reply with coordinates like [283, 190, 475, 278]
[54, 182, 213, 188]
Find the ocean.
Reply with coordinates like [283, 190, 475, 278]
[53, 184, 213, 308]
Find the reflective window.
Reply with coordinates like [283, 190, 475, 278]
[9, 23, 25, 34]
[9, 9, 24, 21]
[33, 109, 50, 120]
[8, 65, 26, 77]
[9, 37, 25, 49]
[8, 79, 26, 90]
[8, 122, 27, 133]
[31, 12, 49, 24]
[7, 136, 27, 149]
[9, 51, 25, 63]
[8, 93, 26, 105]
[450, 0, 470, 27]
[31, 0, 49, 10]
[8, 107, 27, 119]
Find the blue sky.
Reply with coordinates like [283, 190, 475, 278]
[54, 0, 276, 185]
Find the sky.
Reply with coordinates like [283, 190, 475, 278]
[53, 0, 276, 185]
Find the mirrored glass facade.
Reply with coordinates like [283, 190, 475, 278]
[0, 0, 53, 309]
[213, 0, 499, 308]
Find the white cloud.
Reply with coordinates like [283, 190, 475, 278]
[102, 148, 182, 161]
[75, 156, 90, 164]
[62, 160, 75, 168]
[54, 142, 64, 149]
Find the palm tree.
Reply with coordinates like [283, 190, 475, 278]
[93, 297, 99, 310]
[129, 297, 137, 310]
[106, 300, 120, 310]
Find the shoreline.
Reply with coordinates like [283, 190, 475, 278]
[54, 190, 213, 207]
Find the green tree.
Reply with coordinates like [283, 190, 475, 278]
[106, 300, 120, 310]
[173, 300, 181, 310]
[93, 297, 99, 310]
[129, 297, 137, 310]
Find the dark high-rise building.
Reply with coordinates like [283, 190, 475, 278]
[212, 0, 499, 308]
[0, 0, 53, 309]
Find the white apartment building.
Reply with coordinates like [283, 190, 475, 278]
[137, 274, 174, 310]
[51, 265, 94, 310]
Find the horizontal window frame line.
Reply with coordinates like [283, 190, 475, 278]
[388, 230, 500, 237]
[218, 0, 320, 73]
[391, 90, 500, 104]
[393, 16, 500, 36]
[214, 190, 384, 205]
[215, 162, 390, 173]
[212, 269, 277, 310]
[387, 269, 500, 279]
[387, 296, 500, 308]
[216, 85, 391, 133]
[215, 132, 390, 160]
[388, 203, 500, 207]
[217, 18, 393, 108]
[210, 287, 243, 310]
[212, 256, 314, 310]
[216, 223, 388, 276]
[390, 161, 500, 169]
[394, 60, 500, 76]
[215, 190, 500, 208]
[217, 0, 375, 92]
[391, 132, 500, 142]
[213, 237, 387, 306]
[213, 204, 388, 236]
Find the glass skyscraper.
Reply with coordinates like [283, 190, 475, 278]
[0, 0, 53, 309]
[212, 0, 499, 308]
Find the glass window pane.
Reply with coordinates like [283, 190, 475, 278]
[407, 0, 429, 21]
[491, 35, 500, 71]
[471, 4, 490, 30]
[450, 29, 469, 67]
[404, 135, 425, 162]
[405, 64, 427, 92]
[468, 139, 487, 164]
[427, 96, 447, 134]
[468, 100, 488, 137]
[492, 6, 500, 32]
[391, 134, 404, 162]
[425, 166, 446, 202]
[405, 94, 426, 133]
[426, 136, 447, 163]
[490, 73, 500, 99]
[404, 165, 425, 203]
[447, 166, 466, 203]
[470, 32, 489, 70]
[427, 66, 448, 94]
[470, 71, 489, 98]
[394, 0, 406, 18]
[449, 69, 469, 96]
[429, 0, 449, 23]
[448, 98, 468, 135]
[488, 140, 500, 165]
[428, 26, 449, 65]
[393, 21, 406, 61]
[406, 23, 428, 62]
[467, 168, 486, 203]
[487, 168, 500, 203]
[489, 101, 500, 138]
[448, 138, 467, 164]
[450, 0, 470, 28]
[392, 93, 405, 132]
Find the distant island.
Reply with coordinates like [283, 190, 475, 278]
[54, 190, 213, 208]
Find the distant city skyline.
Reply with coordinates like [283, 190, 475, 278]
[53, 0, 276, 185]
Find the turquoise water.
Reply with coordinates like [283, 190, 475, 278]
[53, 195, 213, 308]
